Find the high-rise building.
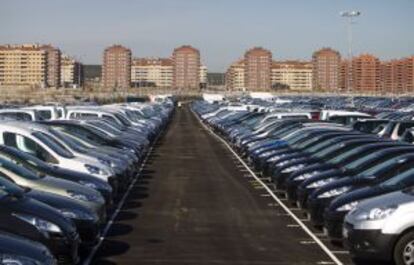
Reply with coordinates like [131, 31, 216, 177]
[312, 48, 341, 91]
[271, 61, 313, 91]
[101, 45, 132, 90]
[61, 55, 83, 88]
[225, 59, 245, 91]
[131, 58, 173, 87]
[0, 44, 47, 87]
[339, 60, 350, 92]
[352, 54, 381, 92]
[244, 47, 272, 91]
[381, 56, 414, 93]
[40, 44, 61, 87]
[172, 45, 201, 90]
[199, 65, 208, 89]
[406, 56, 414, 92]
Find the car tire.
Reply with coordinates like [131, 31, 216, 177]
[394, 230, 414, 265]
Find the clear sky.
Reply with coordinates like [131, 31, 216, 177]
[1, 0, 413, 71]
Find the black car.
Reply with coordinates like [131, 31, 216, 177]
[0, 176, 102, 248]
[307, 146, 414, 228]
[0, 145, 114, 204]
[272, 137, 382, 189]
[259, 131, 360, 175]
[0, 177, 79, 263]
[0, 232, 56, 265]
[323, 154, 414, 240]
[287, 141, 407, 205]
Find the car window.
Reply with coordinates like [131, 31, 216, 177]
[33, 132, 74, 159]
[38, 110, 52, 120]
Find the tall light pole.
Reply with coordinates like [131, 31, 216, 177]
[340, 10, 361, 96]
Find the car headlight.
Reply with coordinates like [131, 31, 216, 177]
[85, 164, 110, 176]
[78, 180, 98, 189]
[267, 155, 281, 162]
[355, 205, 398, 221]
[98, 158, 111, 167]
[281, 164, 304, 173]
[336, 201, 359, 212]
[13, 213, 62, 235]
[58, 208, 95, 221]
[317, 186, 351, 199]
[293, 171, 319, 181]
[306, 177, 336, 189]
[68, 190, 102, 203]
[0, 254, 45, 265]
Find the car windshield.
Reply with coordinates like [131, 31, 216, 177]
[359, 156, 403, 177]
[2, 148, 45, 169]
[48, 129, 87, 154]
[380, 167, 414, 188]
[0, 156, 40, 180]
[345, 151, 381, 170]
[328, 145, 365, 164]
[89, 121, 121, 135]
[0, 173, 24, 194]
[60, 130, 97, 147]
[33, 132, 74, 158]
[114, 113, 132, 126]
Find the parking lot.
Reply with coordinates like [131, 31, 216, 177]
[89, 105, 355, 265]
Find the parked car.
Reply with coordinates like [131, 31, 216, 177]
[0, 232, 56, 265]
[344, 189, 414, 265]
[0, 182, 80, 263]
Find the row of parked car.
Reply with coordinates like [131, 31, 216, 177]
[0, 100, 174, 264]
[192, 99, 414, 265]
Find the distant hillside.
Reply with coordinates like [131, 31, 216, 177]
[84, 65, 102, 79]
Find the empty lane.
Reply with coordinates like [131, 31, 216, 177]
[92, 105, 337, 265]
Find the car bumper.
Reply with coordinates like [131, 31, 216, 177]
[343, 222, 396, 262]
[324, 211, 347, 240]
[75, 219, 101, 247]
[297, 186, 317, 209]
[308, 197, 332, 226]
[48, 232, 80, 264]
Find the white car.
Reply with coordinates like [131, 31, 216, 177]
[0, 121, 114, 182]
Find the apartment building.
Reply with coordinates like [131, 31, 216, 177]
[0, 44, 62, 88]
[271, 61, 313, 91]
[200, 65, 208, 89]
[225, 59, 245, 91]
[101, 45, 132, 90]
[131, 58, 173, 87]
[172, 45, 201, 90]
[381, 57, 414, 93]
[244, 47, 272, 91]
[40, 44, 61, 87]
[352, 54, 382, 92]
[312, 48, 341, 91]
[61, 55, 83, 88]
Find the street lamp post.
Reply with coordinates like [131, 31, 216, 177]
[340, 10, 361, 97]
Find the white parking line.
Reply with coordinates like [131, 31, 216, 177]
[82, 132, 161, 265]
[193, 112, 344, 265]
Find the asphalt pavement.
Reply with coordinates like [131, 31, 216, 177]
[91, 105, 348, 265]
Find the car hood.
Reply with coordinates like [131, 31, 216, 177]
[27, 189, 99, 221]
[357, 189, 414, 211]
[0, 233, 55, 263]
[0, 195, 76, 237]
[29, 176, 102, 200]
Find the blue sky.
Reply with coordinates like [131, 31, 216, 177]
[1, 0, 413, 71]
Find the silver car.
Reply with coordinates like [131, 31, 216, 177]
[344, 189, 414, 265]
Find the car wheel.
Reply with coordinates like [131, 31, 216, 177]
[394, 231, 414, 265]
